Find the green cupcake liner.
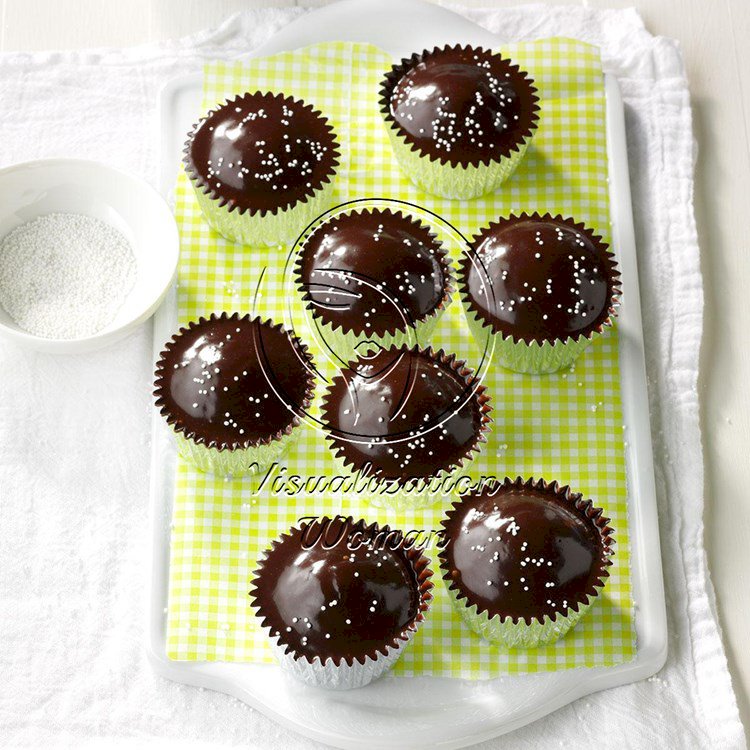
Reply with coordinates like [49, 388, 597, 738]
[462, 301, 600, 374]
[445, 578, 602, 649]
[174, 423, 301, 477]
[155, 313, 317, 478]
[458, 213, 621, 374]
[183, 91, 340, 248]
[191, 176, 337, 248]
[311, 304, 445, 369]
[439, 477, 615, 648]
[294, 207, 454, 363]
[385, 124, 531, 200]
[378, 45, 539, 201]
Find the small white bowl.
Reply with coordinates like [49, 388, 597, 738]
[0, 158, 179, 353]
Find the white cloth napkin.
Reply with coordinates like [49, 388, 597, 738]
[0, 5, 745, 749]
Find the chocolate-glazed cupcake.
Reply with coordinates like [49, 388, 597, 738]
[184, 91, 340, 247]
[379, 45, 539, 199]
[295, 208, 453, 362]
[440, 477, 614, 648]
[250, 516, 433, 689]
[320, 345, 492, 508]
[154, 313, 315, 475]
[459, 213, 620, 374]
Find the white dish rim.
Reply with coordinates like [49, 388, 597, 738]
[0, 157, 179, 353]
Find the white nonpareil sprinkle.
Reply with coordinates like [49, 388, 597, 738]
[0, 213, 136, 339]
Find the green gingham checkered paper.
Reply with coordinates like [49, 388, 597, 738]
[166, 40, 635, 676]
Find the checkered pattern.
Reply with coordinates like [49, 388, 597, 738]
[166, 40, 635, 676]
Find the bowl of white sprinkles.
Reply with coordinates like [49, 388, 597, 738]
[0, 159, 179, 353]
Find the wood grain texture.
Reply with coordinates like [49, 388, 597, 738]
[1, 0, 748, 734]
[2, 0, 153, 49]
[151, 0, 297, 41]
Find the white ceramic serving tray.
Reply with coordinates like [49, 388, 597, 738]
[148, 1, 667, 747]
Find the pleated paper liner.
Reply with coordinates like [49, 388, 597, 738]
[154, 313, 316, 476]
[439, 477, 615, 648]
[458, 213, 621, 374]
[294, 207, 455, 364]
[249, 517, 434, 689]
[183, 91, 340, 247]
[378, 45, 539, 199]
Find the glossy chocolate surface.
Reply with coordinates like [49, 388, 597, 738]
[321, 347, 487, 483]
[463, 216, 615, 343]
[441, 482, 606, 621]
[298, 209, 448, 337]
[388, 46, 537, 165]
[156, 315, 312, 448]
[186, 92, 338, 213]
[252, 517, 420, 663]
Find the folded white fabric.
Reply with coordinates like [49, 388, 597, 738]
[0, 5, 744, 749]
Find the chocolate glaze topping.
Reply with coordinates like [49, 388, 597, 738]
[154, 314, 314, 449]
[321, 346, 491, 484]
[440, 478, 613, 623]
[382, 46, 539, 167]
[297, 209, 451, 337]
[461, 214, 619, 344]
[250, 517, 432, 664]
[185, 92, 339, 214]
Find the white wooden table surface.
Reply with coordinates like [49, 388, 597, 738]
[3, 0, 748, 737]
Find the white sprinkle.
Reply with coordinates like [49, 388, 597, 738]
[0, 213, 137, 338]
